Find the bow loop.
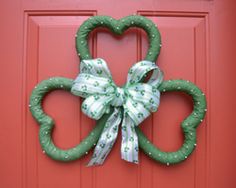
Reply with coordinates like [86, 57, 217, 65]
[82, 94, 113, 120]
[127, 83, 160, 113]
[80, 58, 112, 78]
[127, 61, 162, 86]
[71, 73, 115, 98]
[71, 58, 163, 166]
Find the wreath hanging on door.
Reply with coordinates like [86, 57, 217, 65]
[29, 15, 207, 166]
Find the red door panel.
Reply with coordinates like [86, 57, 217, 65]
[1, 1, 236, 188]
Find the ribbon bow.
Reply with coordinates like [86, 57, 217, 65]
[71, 58, 163, 166]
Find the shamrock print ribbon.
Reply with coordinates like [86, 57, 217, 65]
[71, 58, 163, 166]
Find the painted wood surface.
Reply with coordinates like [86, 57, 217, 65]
[0, 0, 236, 188]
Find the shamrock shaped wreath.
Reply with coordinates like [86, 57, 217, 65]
[29, 15, 207, 166]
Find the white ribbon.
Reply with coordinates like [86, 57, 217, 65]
[71, 58, 163, 166]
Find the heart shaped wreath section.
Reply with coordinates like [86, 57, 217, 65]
[30, 77, 108, 161]
[76, 15, 161, 62]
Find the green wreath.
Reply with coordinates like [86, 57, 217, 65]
[29, 15, 207, 166]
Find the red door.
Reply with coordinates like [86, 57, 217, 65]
[1, 1, 236, 188]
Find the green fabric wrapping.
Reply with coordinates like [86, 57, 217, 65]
[30, 77, 113, 161]
[136, 80, 207, 165]
[76, 15, 161, 62]
[29, 15, 207, 165]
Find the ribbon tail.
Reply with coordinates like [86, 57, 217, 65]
[87, 108, 122, 166]
[121, 113, 139, 164]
